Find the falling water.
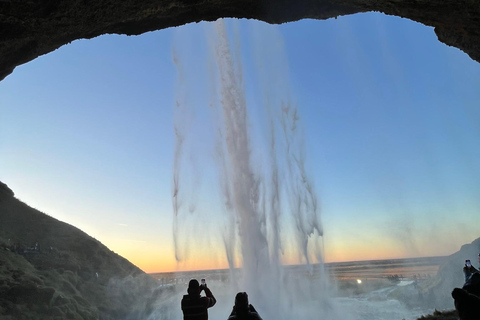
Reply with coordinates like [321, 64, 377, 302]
[172, 19, 342, 320]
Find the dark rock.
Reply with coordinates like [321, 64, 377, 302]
[53, 294, 70, 306]
[452, 288, 480, 320]
[417, 309, 458, 320]
[0, 188, 160, 319]
[60, 278, 78, 295]
[0, 0, 480, 82]
[47, 306, 66, 317]
[7, 284, 55, 305]
[0, 181, 14, 198]
[73, 295, 89, 308]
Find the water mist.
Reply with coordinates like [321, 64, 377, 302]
[172, 19, 341, 320]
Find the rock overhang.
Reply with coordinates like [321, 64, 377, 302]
[0, 0, 479, 82]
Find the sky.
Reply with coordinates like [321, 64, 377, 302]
[1, 13, 480, 273]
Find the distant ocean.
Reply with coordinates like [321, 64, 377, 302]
[325, 256, 446, 280]
[150, 256, 446, 284]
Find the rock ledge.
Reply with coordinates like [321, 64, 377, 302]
[1, 0, 479, 81]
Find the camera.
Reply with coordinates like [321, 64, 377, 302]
[201, 279, 206, 286]
[466, 260, 472, 267]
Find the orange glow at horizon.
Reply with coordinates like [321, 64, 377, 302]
[126, 244, 411, 274]
[137, 253, 232, 274]
[105, 236, 232, 274]
[104, 229, 457, 274]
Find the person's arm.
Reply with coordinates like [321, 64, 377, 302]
[464, 265, 479, 274]
[203, 286, 216, 307]
[227, 306, 236, 319]
[249, 305, 263, 320]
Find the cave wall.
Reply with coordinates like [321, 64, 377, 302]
[1, 0, 479, 81]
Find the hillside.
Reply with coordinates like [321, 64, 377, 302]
[0, 181, 167, 319]
[418, 237, 480, 310]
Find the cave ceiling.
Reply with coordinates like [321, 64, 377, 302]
[0, 0, 479, 81]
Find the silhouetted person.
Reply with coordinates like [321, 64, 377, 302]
[462, 258, 480, 298]
[452, 288, 480, 320]
[453, 258, 480, 320]
[181, 279, 216, 320]
[463, 260, 478, 282]
[228, 292, 262, 320]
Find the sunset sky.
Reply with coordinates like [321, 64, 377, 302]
[1, 13, 480, 273]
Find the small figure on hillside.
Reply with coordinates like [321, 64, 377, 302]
[227, 292, 263, 320]
[181, 279, 216, 320]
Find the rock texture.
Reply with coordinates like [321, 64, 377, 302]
[0, 0, 479, 81]
[0, 180, 166, 320]
[0, 181, 14, 198]
[417, 310, 458, 320]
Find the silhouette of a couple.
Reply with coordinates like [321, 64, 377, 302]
[181, 279, 263, 320]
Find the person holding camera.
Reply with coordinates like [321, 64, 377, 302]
[181, 279, 216, 320]
[227, 292, 263, 320]
[462, 258, 480, 297]
[463, 259, 478, 282]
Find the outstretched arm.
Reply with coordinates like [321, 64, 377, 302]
[203, 286, 216, 307]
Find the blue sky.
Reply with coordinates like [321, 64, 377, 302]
[1, 13, 479, 272]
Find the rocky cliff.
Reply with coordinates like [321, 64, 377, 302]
[419, 237, 480, 310]
[1, 0, 479, 82]
[0, 181, 166, 320]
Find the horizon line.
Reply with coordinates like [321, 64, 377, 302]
[147, 255, 447, 275]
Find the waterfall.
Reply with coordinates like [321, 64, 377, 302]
[172, 18, 340, 320]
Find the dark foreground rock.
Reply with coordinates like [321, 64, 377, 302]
[452, 288, 480, 320]
[0, 181, 166, 320]
[1, 0, 480, 82]
[0, 181, 14, 197]
[417, 309, 458, 320]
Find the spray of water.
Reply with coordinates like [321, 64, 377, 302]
[172, 46, 188, 263]
[172, 19, 344, 320]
